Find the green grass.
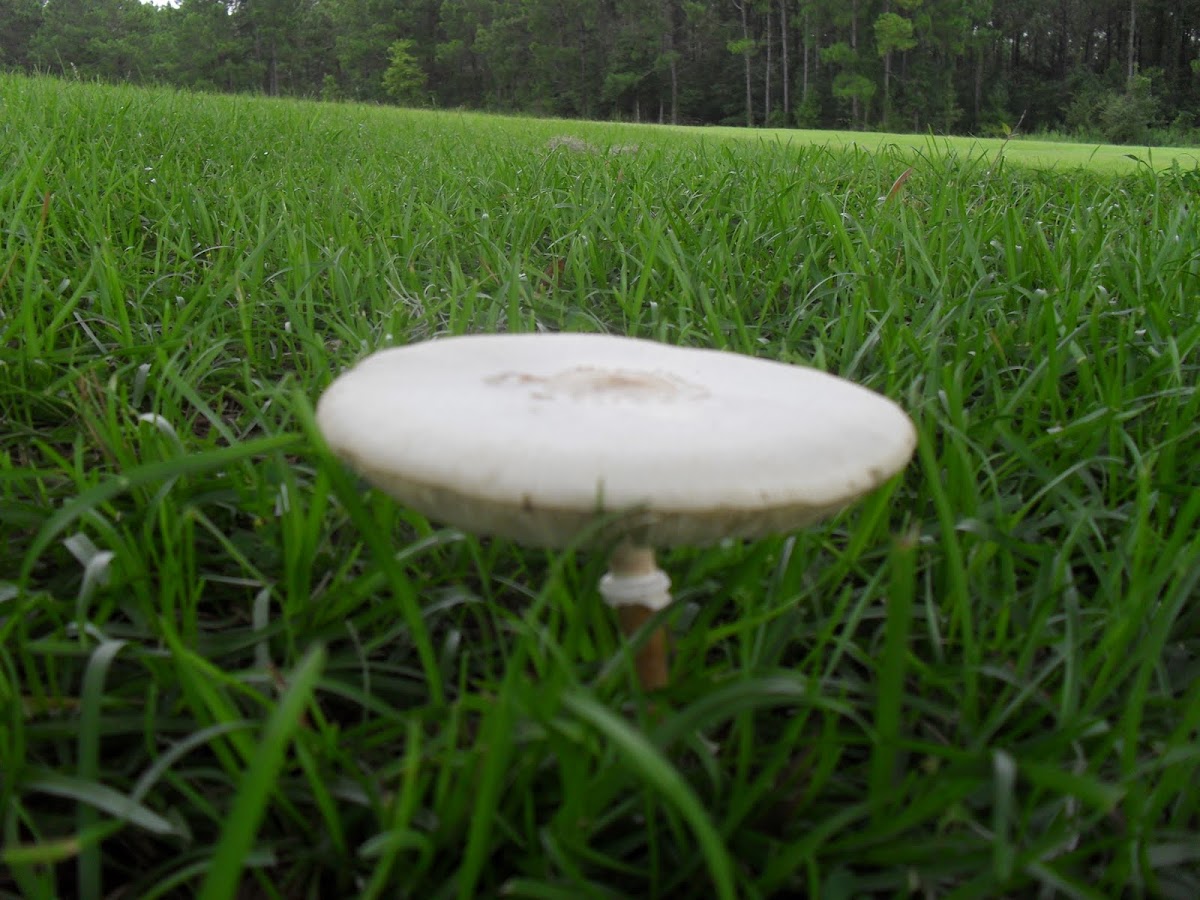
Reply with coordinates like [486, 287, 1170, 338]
[689, 125, 1200, 173]
[468, 114, 1200, 173]
[2, 74, 1199, 898]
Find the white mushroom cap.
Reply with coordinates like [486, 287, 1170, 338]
[316, 333, 916, 548]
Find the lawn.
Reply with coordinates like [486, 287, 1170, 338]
[476, 112, 1200, 173]
[2, 74, 1199, 899]
[690, 124, 1200, 173]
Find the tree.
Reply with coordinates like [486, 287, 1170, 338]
[821, 39, 874, 126]
[0, 0, 42, 68]
[1102, 71, 1159, 141]
[660, 0, 681, 123]
[382, 38, 425, 103]
[824, 0, 870, 126]
[30, 0, 153, 82]
[1127, 0, 1136, 83]
[230, 0, 314, 95]
[779, 0, 789, 124]
[161, 0, 248, 92]
[875, 10, 917, 126]
[524, 0, 605, 116]
[12, 0, 1200, 143]
[761, 0, 772, 122]
[328, 0, 409, 102]
[599, 0, 662, 120]
[730, 0, 754, 126]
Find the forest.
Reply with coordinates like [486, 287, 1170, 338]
[3, 0, 1199, 144]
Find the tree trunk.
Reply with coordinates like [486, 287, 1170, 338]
[669, 52, 679, 124]
[850, 0, 859, 126]
[883, 50, 891, 127]
[1101, 9, 1113, 71]
[1180, 22, 1191, 97]
[1127, 0, 1136, 84]
[802, 9, 810, 103]
[974, 40, 983, 128]
[579, 21, 588, 116]
[663, 0, 678, 124]
[764, 0, 772, 122]
[881, 0, 890, 127]
[740, 0, 752, 126]
[780, 0, 789, 124]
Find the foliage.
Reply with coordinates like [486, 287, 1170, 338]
[2, 0, 1200, 141]
[1100, 74, 1162, 144]
[874, 12, 917, 57]
[832, 72, 876, 102]
[0, 0, 41, 67]
[3, 73, 1200, 899]
[381, 38, 425, 104]
[320, 73, 342, 102]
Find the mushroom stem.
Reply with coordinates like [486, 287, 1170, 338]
[600, 541, 672, 691]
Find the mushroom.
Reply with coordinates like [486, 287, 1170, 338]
[316, 333, 916, 691]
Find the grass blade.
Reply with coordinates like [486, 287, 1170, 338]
[196, 645, 326, 900]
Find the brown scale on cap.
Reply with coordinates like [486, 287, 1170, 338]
[487, 366, 708, 404]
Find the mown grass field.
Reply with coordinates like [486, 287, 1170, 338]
[2, 74, 1199, 899]
[694, 125, 1200, 173]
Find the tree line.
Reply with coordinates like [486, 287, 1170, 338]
[3, 0, 1199, 144]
